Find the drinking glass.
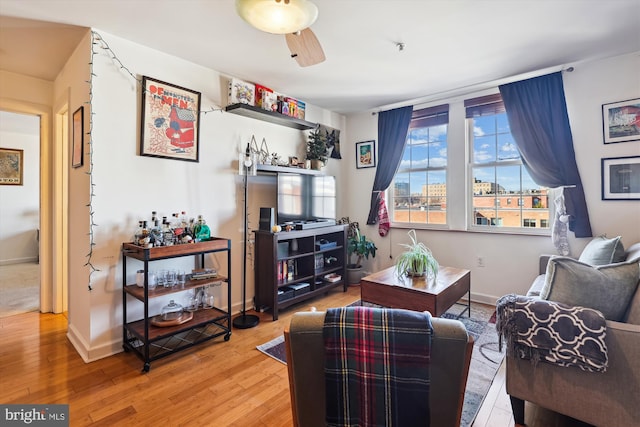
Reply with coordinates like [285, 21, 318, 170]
[203, 286, 215, 308]
[176, 270, 186, 287]
[165, 269, 176, 287]
[155, 270, 167, 288]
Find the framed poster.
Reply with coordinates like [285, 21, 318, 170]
[72, 106, 84, 168]
[0, 147, 24, 185]
[601, 156, 640, 200]
[140, 76, 201, 162]
[602, 98, 640, 144]
[356, 140, 375, 169]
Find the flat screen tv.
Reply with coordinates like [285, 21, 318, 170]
[277, 173, 336, 224]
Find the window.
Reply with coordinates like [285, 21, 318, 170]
[391, 104, 448, 226]
[467, 94, 549, 232]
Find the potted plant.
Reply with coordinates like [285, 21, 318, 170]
[306, 127, 328, 170]
[346, 227, 377, 285]
[395, 229, 438, 279]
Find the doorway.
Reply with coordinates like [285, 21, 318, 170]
[0, 111, 41, 317]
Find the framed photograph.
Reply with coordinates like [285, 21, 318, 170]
[356, 140, 376, 169]
[72, 106, 84, 168]
[140, 76, 201, 162]
[602, 98, 640, 144]
[0, 147, 24, 185]
[601, 156, 640, 200]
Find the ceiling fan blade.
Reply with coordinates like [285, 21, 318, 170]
[285, 28, 325, 67]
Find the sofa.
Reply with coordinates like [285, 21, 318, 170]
[502, 237, 640, 427]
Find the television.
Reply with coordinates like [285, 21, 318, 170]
[277, 173, 336, 224]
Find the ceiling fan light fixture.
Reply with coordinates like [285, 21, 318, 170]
[235, 0, 318, 35]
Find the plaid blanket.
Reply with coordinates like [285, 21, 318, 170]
[323, 306, 432, 427]
[496, 294, 608, 372]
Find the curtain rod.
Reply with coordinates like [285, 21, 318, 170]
[371, 65, 575, 115]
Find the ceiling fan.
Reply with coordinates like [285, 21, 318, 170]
[235, 0, 326, 67]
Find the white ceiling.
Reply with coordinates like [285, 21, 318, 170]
[1, 0, 639, 114]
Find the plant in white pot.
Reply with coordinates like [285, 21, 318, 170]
[395, 229, 438, 279]
[346, 227, 377, 285]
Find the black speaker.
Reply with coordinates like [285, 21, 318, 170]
[259, 207, 275, 231]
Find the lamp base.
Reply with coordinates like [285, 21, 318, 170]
[232, 313, 260, 329]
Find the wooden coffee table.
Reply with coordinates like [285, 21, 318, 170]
[360, 266, 471, 317]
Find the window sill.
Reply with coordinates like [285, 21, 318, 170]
[390, 222, 551, 237]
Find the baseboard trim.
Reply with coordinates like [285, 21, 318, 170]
[0, 257, 38, 266]
[470, 291, 499, 307]
[67, 323, 123, 363]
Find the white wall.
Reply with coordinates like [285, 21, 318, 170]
[344, 52, 640, 304]
[71, 30, 346, 360]
[0, 111, 40, 264]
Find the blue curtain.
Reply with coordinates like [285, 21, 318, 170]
[366, 106, 413, 225]
[499, 72, 592, 237]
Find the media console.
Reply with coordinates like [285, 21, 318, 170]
[254, 224, 347, 320]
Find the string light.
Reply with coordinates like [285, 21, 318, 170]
[84, 31, 224, 291]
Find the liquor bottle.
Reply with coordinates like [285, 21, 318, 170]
[162, 219, 174, 246]
[172, 213, 184, 243]
[133, 220, 144, 244]
[151, 219, 163, 247]
[194, 215, 211, 242]
[138, 221, 151, 247]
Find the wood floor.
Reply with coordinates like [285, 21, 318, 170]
[0, 286, 592, 426]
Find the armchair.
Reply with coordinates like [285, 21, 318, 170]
[284, 309, 473, 427]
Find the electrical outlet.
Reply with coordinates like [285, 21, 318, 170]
[477, 256, 485, 267]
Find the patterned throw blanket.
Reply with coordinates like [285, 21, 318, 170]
[495, 294, 608, 372]
[323, 306, 432, 427]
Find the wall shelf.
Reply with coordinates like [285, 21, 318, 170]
[256, 164, 323, 175]
[225, 103, 317, 130]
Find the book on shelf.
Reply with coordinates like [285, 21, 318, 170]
[228, 78, 255, 106]
[191, 268, 218, 280]
[255, 84, 272, 109]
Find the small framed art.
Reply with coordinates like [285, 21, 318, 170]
[72, 106, 84, 168]
[140, 76, 201, 162]
[602, 98, 640, 144]
[601, 155, 640, 200]
[356, 140, 376, 169]
[0, 147, 24, 185]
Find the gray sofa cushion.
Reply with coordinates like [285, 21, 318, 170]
[540, 257, 639, 321]
[527, 274, 546, 297]
[578, 235, 625, 265]
[625, 242, 640, 262]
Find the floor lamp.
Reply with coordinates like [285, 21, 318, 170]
[233, 144, 260, 329]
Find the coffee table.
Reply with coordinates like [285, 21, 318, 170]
[360, 266, 471, 317]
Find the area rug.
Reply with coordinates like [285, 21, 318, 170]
[256, 300, 504, 427]
[0, 263, 40, 318]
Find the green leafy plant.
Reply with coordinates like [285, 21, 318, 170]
[347, 228, 377, 268]
[306, 128, 328, 164]
[394, 229, 438, 278]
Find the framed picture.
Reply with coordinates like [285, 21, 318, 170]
[601, 156, 640, 200]
[0, 147, 24, 185]
[140, 76, 201, 162]
[356, 140, 376, 169]
[72, 106, 84, 168]
[602, 98, 640, 144]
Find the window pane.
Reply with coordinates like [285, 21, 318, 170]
[474, 135, 496, 163]
[410, 144, 429, 170]
[391, 121, 448, 226]
[497, 134, 519, 161]
[496, 113, 510, 133]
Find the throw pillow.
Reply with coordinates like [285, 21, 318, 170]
[540, 256, 639, 321]
[578, 235, 625, 265]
